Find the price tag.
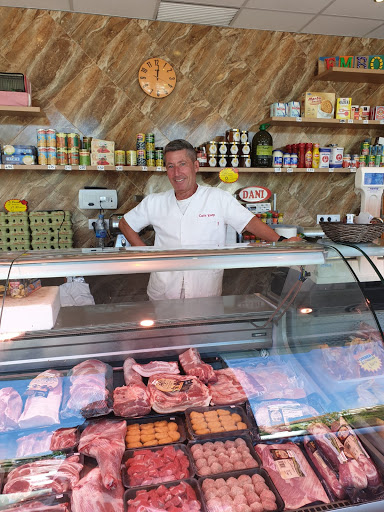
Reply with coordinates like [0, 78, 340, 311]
[339, 119, 346, 124]
[64, 165, 72, 171]
[97, 165, 105, 171]
[156, 166, 163, 172]
[142, 166, 148, 171]
[296, 117, 302, 122]
[363, 119, 369, 124]
[286, 167, 293, 173]
[47, 164, 56, 170]
[79, 165, 86, 170]
[350, 168, 356, 173]
[4, 164, 13, 170]
[307, 168, 314, 172]
[116, 165, 123, 171]
[348, 119, 354, 124]
[329, 168, 334, 173]
[274, 167, 281, 173]
[380, 120, 384, 124]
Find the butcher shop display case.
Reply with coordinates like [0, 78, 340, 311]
[0, 242, 384, 511]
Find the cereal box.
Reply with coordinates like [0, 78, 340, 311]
[301, 92, 336, 119]
[336, 98, 351, 119]
[90, 139, 115, 166]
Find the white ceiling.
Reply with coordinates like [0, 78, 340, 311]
[1, 0, 384, 39]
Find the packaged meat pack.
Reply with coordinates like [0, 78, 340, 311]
[255, 441, 329, 509]
[148, 374, 211, 414]
[16, 430, 53, 458]
[186, 405, 251, 440]
[18, 370, 63, 429]
[188, 435, 260, 477]
[122, 444, 193, 488]
[199, 467, 284, 512]
[114, 357, 151, 418]
[179, 348, 217, 384]
[208, 369, 248, 406]
[125, 415, 186, 449]
[125, 479, 204, 512]
[72, 466, 124, 512]
[0, 387, 23, 431]
[50, 427, 80, 452]
[61, 359, 113, 419]
[0, 494, 70, 511]
[132, 361, 180, 378]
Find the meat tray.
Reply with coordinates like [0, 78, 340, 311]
[122, 443, 195, 488]
[124, 478, 207, 512]
[187, 433, 262, 478]
[185, 405, 252, 440]
[125, 414, 186, 448]
[198, 467, 284, 512]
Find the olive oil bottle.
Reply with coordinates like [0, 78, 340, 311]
[251, 124, 273, 167]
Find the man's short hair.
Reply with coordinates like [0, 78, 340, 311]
[164, 139, 196, 163]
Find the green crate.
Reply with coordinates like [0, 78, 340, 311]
[31, 242, 59, 250]
[0, 235, 30, 243]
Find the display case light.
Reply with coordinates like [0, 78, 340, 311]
[374, 1, 384, 3]
[299, 307, 313, 314]
[140, 319, 155, 327]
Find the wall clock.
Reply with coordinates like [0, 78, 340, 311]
[138, 58, 177, 98]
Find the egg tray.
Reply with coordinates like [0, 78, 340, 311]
[185, 405, 252, 441]
[187, 433, 262, 478]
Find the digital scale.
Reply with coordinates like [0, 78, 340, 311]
[355, 167, 384, 218]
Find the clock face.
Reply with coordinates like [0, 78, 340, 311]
[138, 58, 177, 98]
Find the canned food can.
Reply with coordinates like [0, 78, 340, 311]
[369, 155, 376, 167]
[115, 150, 125, 165]
[136, 140, 145, 150]
[137, 148, 146, 166]
[67, 133, 80, 149]
[68, 149, 79, 165]
[37, 129, 47, 148]
[375, 154, 381, 167]
[82, 136, 92, 151]
[147, 157, 155, 167]
[57, 148, 68, 165]
[319, 147, 331, 168]
[146, 142, 155, 152]
[126, 150, 137, 166]
[155, 148, 163, 166]
[56, 133, 67, 150]
[359, 155, 367, 165]
[79, 150, 91, 166]
[137, 133, 146, 143]
[46, 129, 56, 147]
[137, 157, 146, 166]
[146, 150, 155, 167]
[38, 147, 48, 165]
[361, 142, 370, 156]
[46, 147, 57, 165]
[342, 154, 351, 168]
[145, 133, 155, 143]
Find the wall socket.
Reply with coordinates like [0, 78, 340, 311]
[317, 214, 340, 223]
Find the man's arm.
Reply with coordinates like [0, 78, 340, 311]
[244, 216, 302, 242]
[119, 218, 146, 246]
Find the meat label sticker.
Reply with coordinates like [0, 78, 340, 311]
[153, 378, 193, 393]
[219, 168, 239, 183]
[271, 449, 305, 479]
[27, 370, 59, 396]
[267, 403, 303, 426]
[355, 350, 382, 372]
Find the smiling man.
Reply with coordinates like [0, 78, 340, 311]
[119, 139, 300, 300]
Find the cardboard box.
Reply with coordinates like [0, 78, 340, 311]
[371, 106, 384, 120]
[351, 105, 360, 120]
[336, 98, 351, 119]
[91, 139, 115, 166]
[360, 106, 370, 120]
[7, 279, 41, 298]
[270, 103, 286, 117]
[286, 101, 301, 117]
[301, 91, 336, 119]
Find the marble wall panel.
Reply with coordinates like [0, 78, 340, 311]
[0, 6, 383, 248]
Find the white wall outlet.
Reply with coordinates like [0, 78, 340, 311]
[88, 219, 97, 229]
[317, 214, 341, 223]
[79, 189, 118, 210]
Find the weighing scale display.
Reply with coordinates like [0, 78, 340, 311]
[363, 172, 384, 186]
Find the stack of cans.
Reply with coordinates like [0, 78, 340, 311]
[36, 130, 83, 166]
[136, 133, 146, 166]
[79, 136, 92, 166]
[135, 133, 160, 167]
[37, 129, 57, 165]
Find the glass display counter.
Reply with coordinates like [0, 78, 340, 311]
[0, 243, 383, 511]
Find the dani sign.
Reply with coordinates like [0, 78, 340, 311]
[238, 186, 271, 203]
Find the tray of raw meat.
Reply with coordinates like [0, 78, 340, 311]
[185, 406, 251, 440]
[125, 479, 206, 512]
[188, 435, 260, 477]
[122, 443, 194, 488]
[125, 415, 186, 449]
[199, 468, 284, 512]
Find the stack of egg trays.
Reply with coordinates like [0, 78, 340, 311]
[0, 212, 31, 251]
[29, 211, 73, 250]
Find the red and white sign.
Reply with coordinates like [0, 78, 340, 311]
[238, 186, 271, 203]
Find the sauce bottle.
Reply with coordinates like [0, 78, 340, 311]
[251, 124, 273, 167]
[298, 143, 306, 168]
[312, 143, 320, 169]
[305, 143, 313, 168]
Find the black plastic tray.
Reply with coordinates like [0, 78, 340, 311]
[198, 467, 284, 511]
[187, 433, 261, 477]
[124, 478, 207, 512]
[185, 405, 251, 440]
[122, 443, 194, 488]
[125, 414, 186, 449]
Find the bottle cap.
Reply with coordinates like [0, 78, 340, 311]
[259, 124, 270, 130]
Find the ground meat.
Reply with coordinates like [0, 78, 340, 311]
[250, 503, 263, 512]
[261, 500, 277, 511]
[254, 482, 269, 495]
[244, 457, 258, 469]
[260, 490, 276, 502]
[195, 458, 206, 469]
[235, 505, 251, 512]
[234, 461, 247, 470]
[227, 477, 239, 487]
[230, 453, 242, 463]
[218, 454, 230, 464]
[224, 441, 236, 449]
[215, 478, 226, 488]
[202, 479, 215, 490]
[193, 448, 204, 459]
[230, 486, 245, 498]
[207, 455, 217, 466]
[242, 484, 255, 494]
[214, 441, 225, 450]
[234, 438, 247, 447]
[245, 492, 260, 505]
[199, 466, 212, 476]
[222, 462, 234, 472]
[233, 495, 248, 505]
[210, 463, 223, 474]
[203, 442, 214, 451]
[251, 474, 265, 485]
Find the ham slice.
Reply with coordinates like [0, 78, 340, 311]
[19, 370, 63, 429]
[179, 348, 217, 384]
[71, 467, 124, 512]
[0, 387, 23, 431]
[132, 361, 180, 377]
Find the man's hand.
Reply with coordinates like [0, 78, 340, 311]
[282, 236, 302, 242]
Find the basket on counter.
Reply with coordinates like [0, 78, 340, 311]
[320, 222, 384, 243]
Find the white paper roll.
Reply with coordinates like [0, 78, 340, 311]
[274, 226, 298, 238]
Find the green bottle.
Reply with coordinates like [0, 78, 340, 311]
[251, 124, 273, 167]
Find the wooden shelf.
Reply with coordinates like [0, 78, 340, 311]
[0, 164, 358, 173]
[263, 116, 384, 128]
[316, 66, 384, 84]
[0, 105, 41, 116]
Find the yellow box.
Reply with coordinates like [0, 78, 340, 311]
[301, 91, 336, 119]
[336, 98, 352, 119]
[91, 139, 115, 166]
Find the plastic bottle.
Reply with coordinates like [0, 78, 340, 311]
[312, 143, 320, 168]
[251, 124, 273, 167]
[305, 143, 313, 168]
[298, 143, 306, 168]
[95, 213, 107, 248]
